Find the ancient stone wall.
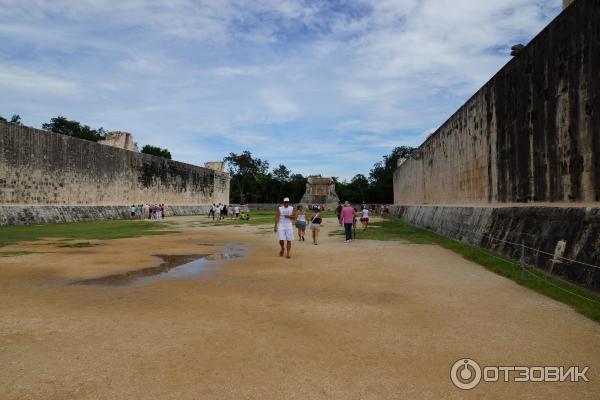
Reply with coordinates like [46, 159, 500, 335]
[0, 122, 229, 225]
[394, 0, 600, 204]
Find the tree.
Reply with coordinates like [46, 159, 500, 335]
[223, 151, 269, 203]
[271, 164, 291, 201]
[333, 177, 352, 204]
[141, 145, 172, 159]
[350, 174, 369, 203]
[288, 173, 307, 204]
[42, 116, 107, 142]
[368, 146, 416, 203]
[1, 114, 22, 125]
[10, 114, 22, 125]
[272, 164, 290, 183]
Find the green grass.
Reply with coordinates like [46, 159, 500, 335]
[187, 210, 337, 227]
[58, 241, 98, 248]
[343, 218, 600, 323]
[0, 220, 178, 248]
[0, 251, 33, 257]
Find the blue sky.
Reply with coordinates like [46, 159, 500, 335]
[0, 0, 561, 180]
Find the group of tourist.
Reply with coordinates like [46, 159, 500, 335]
[307, 203, 326, 212]
[354, 203, 390, 219]
[274, 197, 373, 258]
[208, 203, 249, 221]
[335, 201, 371, 238]
[293, 204, 323, 244]
[275, 198, 323, 258]
[130, 204, 166, 220]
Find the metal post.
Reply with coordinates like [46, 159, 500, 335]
[520, 240, 525, 284]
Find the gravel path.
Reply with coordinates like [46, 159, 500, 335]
[1, 216, 599, 399]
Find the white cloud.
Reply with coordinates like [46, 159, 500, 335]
[0, 0, 562, 179]
[259, 87, 302, 123]
[0, 66, 79, 96]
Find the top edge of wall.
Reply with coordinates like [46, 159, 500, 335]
[412, 0, 582, 154]
[0, 120, 229, 178]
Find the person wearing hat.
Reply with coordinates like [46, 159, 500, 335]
[339, 201, 356, 242]
[274, 197, 297, 258]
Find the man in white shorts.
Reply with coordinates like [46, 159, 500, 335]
[274, 197, 296, 259]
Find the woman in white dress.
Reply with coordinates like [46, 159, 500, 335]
[274, 197, 296, 258]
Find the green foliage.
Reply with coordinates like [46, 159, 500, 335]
[0, 220, 177, 248]
[42, 116, 107, 142]
[224, 151, 270, 203]
[368, 146, 416, 203]
[223, 146, 416, 205]
[58, 241, 98, 248]
[194, 210, 336, 227]
[272, 164, 290, 182]
[0, 114, 23, 125]
[141, 145, 172, 159]
[0, 251, 32, 257]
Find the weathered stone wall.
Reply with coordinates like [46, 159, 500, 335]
[394, 0, 600, 204]
[246, 203, 280, 211]
[0, 205, 219, 225]
[390, 205, 600, 291]
[0, 122, 229, 225]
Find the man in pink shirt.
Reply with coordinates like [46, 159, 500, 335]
[339, 201, 356, 242]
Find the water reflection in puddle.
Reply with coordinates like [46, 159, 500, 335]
[73, 244, 242, 286]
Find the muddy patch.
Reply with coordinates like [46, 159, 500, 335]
[72, 245, 242, 286]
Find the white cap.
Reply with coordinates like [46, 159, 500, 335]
[283, 197, 290, 202]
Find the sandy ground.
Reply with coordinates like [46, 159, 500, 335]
[1, 216, 599, 399]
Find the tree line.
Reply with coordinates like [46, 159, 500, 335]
[1, 114, 172, 159]
[224, 146, 415, 204]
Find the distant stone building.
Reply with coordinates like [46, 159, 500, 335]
[204, 162, 225, 172]
[300, 177, 340, 209]
[99, 131, 137, 151]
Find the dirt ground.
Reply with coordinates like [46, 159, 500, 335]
[1, 216, 599, 399]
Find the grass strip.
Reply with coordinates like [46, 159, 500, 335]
[58, 241, 98, 248]
[0, 220, 178, 247]
[0, 251, 33, 257]
[189, 210, 337, 227]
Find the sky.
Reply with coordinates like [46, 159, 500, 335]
[0, 0, 562, 180]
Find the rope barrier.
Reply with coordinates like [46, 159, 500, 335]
[429, 224, 600, 304]
[522, 268, 600, 305]
[443, 225, 600, 270]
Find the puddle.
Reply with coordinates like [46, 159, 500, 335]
[72, 245, 242, 286]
